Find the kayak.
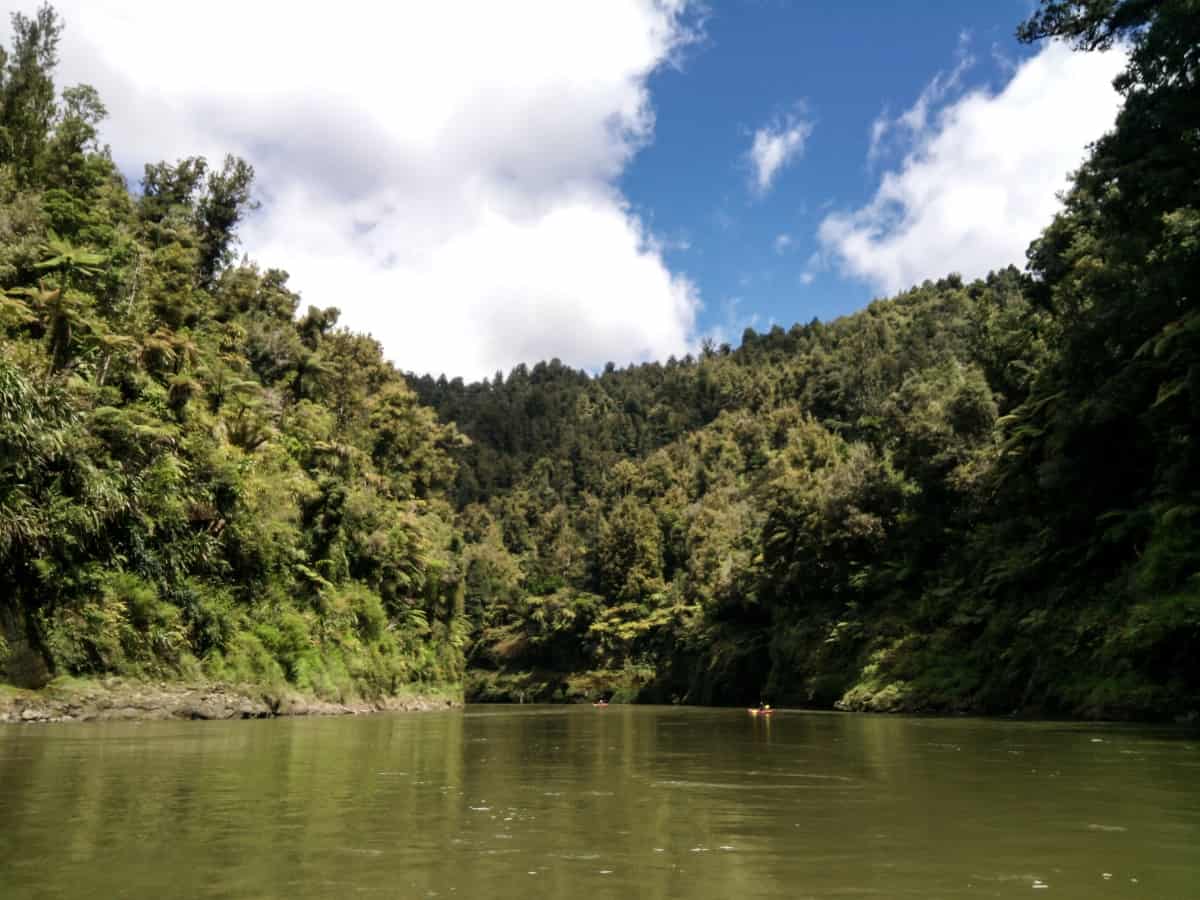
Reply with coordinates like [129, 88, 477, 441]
[748, 708, 774, 716]
[593, 701, 609, 708]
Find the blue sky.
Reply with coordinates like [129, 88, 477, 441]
[624, 1, 1043, 340]
[38, 0, 1126, 378]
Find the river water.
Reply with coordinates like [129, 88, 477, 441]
[1, 705, 1197, 899]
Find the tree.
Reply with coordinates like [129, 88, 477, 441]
[139, 154, 258, 285]
[140, 157, 207, 226]
[1016, 0, 1161, 48]
[196, 154, 257, 286]
[0, 3, 62, 180]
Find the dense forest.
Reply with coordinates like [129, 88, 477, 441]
[0, 4, 469, 701]
[2, 0, 1197, 719]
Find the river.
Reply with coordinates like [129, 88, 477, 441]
[1, 706, 1197, 898]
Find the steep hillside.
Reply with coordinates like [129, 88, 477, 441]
[0, 6, 467, 702]
[3, 0, 1195, 721]
[417, 0, 1199, 719]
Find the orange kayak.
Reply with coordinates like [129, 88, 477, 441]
[748, 708, 774, 716]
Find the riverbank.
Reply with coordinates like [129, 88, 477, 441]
[0, 677, 461, 724]
[465, 667, 1200, 723]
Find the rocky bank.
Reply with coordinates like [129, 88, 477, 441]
[0, 678, 460, 724]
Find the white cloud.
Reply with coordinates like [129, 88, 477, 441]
[747, 110, 812, 195]
[35, 0, 703, 379]
[991, 43, 1018, 75]
[773, 233, 793, 254]
[868, 36, 974, 166]
[799, 250, 825, 286]
[867, 111, 891, 166]
[819, 41, 1126, 296]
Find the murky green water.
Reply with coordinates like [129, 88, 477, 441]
[1, 706, 1197, 899]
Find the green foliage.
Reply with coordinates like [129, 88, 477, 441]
[437, 0, 1198, 719]
[0, 8, 467, 699]
[2, 2, 1197, 721]
[39, 570, 187, 676]
[0, 4, 62, 181]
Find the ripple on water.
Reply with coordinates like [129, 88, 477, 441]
[653, 779, 860, 790]
[732, 770, 855, 782]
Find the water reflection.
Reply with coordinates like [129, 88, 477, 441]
[1, 707, 1196, 899]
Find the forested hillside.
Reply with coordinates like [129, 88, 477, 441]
[1, 0, 1196, 720]
[413, 0, 1199, 719]
[0, 5, 468, 701]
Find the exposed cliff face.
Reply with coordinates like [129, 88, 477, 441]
[0, 608, 52, 690]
